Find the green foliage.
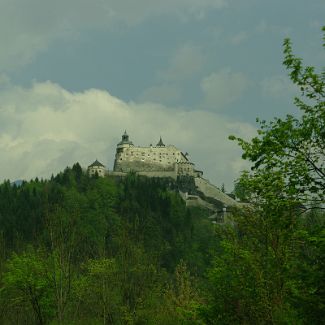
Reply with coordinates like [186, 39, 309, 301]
[2, 247, 55, 324]
[75, 258, 121, 323]
[203, 27, 325, 324]
[230, 31, 324, 207]
[163, 260, 204, 324]
[201, 206, 304, 324]
[0, 168, 212, 324]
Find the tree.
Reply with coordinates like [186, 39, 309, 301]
[76, 258, 120, 324]
[163, 260, 203, 324]
[201, 27, 325, 324]
[229, 27, 325, 208]
[2, 248, 54, 325]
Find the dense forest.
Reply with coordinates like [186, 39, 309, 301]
[0, 166, 323, 324]
[0, 29, 324, 325]
[0, 168, 219, 324]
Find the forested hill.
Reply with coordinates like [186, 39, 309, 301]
[0, 163, 216, 324]
[0, 162, 324, 324]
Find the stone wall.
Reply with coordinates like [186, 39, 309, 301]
[114, 160, 176, 172]
[113, 137, 199, 177]
[114, 145, 187, 168]
[194, 177, 240, 207]
[113, 142, 199, 176]
[88, 166, 107, 177]
[137, 170, 178, 179]
[110, 170, 178, 179]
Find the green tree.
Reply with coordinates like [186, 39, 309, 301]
[202, 205, 302, 324]
[230, 27, 325, 208]
[232, 174, 250, 202]
[76, 258, 121, 324]
[202, 27, 325, 324]
[164, 260, 203, 324]
[2, 248, 54, 325]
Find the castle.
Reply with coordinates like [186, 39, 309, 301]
[88, 131, 203, 179]
[111, 131, 203, 178]
[87, 131, 242, 215]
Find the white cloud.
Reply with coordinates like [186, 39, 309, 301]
[200, 69, 250, 110]
[0, 81, 255, 189]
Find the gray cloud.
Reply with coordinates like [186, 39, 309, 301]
[139, 43, 204, 105]
[200, 69, 251, 110]
[0, 81, 254, 189]
[0, 0, 227, 72]
[230, 31, 249, 45]
[261, 75, 297, 99]
[139, 84, 182, 104]
[157, 44, 205, 82]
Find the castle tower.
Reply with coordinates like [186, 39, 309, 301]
[114, 131, 134, 171]
[88, 159, 107, 177]
[119, 130, 133, 146]
[156, 136, 165, 147]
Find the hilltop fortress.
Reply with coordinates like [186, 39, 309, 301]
[87, 131, 241, 215]
[112, 131, 203, 179]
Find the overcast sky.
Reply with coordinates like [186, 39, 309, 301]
[0, 0, 324, 190]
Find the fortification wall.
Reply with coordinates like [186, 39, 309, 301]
[194, 177, 240, 207]
[110, 170, 177, 179]
[114, 160, 176, 172]
[137, 170, 178, 179]
[185, 195, 216, 210]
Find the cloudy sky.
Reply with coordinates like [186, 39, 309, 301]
[0, 0, 324, 189]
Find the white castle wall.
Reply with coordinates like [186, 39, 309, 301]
[88, 165, 106, 177]
[114, 143, 197, 176]
[115, 145, 185, 166]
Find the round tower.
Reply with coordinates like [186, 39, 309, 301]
[114, 131, 134, 171]
[117, 130, 134, 148]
